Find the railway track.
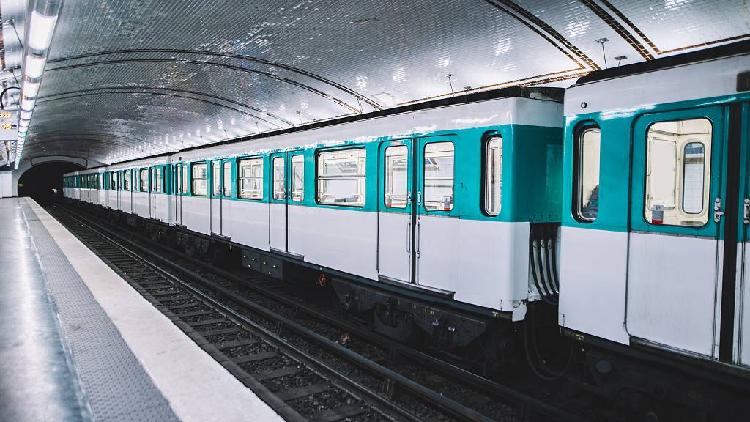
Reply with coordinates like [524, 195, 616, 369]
[48, 202, 591, 422]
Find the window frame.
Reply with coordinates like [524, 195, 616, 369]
[222, 161, 232, 197]
[316, 147, 367, 207]
[643, 118, 713, 227]
[139, 168, 149, 192]
[481, 133, 503, 217]
[212, 160, 221, 197]
[383, 144, 409, 209]
[237, 156, 264, 200]
[191, 162, 208, 197]
[290, 154, 305, 203]
[422, 141, 455, 212]
[153, 166, 163, 193]
[572, 122, 601, 223]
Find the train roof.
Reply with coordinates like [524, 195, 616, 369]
[576, 39, 750, 85]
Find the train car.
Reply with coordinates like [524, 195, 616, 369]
[559, 42, 750, 418]
[159, 87, 564, 354]
[103, 158, 173, 224]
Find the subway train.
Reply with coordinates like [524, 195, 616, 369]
[63, 42, 750, 419]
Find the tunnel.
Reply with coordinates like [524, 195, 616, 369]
[17, 161, 83, 205]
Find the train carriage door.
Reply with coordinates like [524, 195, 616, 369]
[210, 160, 222, 235]
[415, 137, 460, 290]
[269, 152, 288, 252]
[178, 162, 187, 225]
[377, 139, 415, 284]
[626, 106, 731, 360]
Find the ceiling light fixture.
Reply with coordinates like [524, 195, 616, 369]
[15, 0, 64, 169]
[28, 11, 58, 50]
[24, 54, 46, 78]
[23, 81, 41, 98]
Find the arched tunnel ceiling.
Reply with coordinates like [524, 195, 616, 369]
[6, 0, 750, 165]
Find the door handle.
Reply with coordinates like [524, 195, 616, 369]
[406, 220, 411, 253]
[714, 198, 724, 223]
[416, 221, 421, 258]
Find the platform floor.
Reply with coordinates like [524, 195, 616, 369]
[0, 197, 282, 422]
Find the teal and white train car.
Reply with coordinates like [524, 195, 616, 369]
[169, 88, 563, 334]
[559, 42, 750, 412]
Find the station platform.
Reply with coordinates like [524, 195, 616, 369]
[0, 197, 283, 422]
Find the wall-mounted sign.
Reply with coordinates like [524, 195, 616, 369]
[0, 111, 18, 141]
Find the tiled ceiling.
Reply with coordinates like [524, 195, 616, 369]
[3, 0, 748, 165]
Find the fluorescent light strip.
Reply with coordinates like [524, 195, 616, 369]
[24, 55, 46, 78]
[20, 98, 35, 111]
[23, 81, 40, 98]
[28, 11, 58, 51]
[20, 110, 32, 120]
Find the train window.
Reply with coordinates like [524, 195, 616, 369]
[573, 126, 600, 222]
[139, 168, 149, 192]
[124, 170, 131, 191]
[317, 148, 366, 207]
[212, 161, 221, 197]
[384, 146, 408, 208]
[483, 136, 502, 216]
[273, 157, 285, 200]
[238, 158, 264, 199]
[645, 118, 712, 226]
[424, 142, 454, 211]
[154, 167, 162, 193]
[223, 162, 231, 196]
[191, 162, 208, 196]
[291, 155, 304, 202]
[181, 164, 188, 194]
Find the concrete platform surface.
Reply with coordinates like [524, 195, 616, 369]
[0, 197, 283, 422]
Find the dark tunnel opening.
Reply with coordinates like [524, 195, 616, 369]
[18, 161, 84, 205]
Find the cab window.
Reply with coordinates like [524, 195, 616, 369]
[483, 136, 502, 216]
[573, 125, 600, 222]
[644, 118, 712, 226]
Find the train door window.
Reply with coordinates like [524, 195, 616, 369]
[483, 136, 502, 216]
[181, 164, 188, 194]
[317, 148, 366, 207]
[223, 162, 231, 196]
[424, 142, 454, 211]
[644, 118, 712, 226]
[112, 172, 118, 190]
[212, 161, 221, 197]
[191, 163, 208, 196]
[384, 145, 408, 208]
[238, 158, 263, 199]
[139, 168, 149, 192]
[291, 155, 304, 202]
[124, 170, 131, 191]
[273, 157, 285, 200]
[154, 167, 162, 193]
[573, 126, 601, 222]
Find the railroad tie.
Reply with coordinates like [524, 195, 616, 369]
[312, 404, 366, 422]
[173, 309, 213, 318]
[276, 383, 332, 401]
[218, 338, 258, 350]
[232, 351, 278, 364]
[253, 366, 301, 382]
